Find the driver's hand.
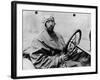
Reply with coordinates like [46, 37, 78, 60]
[64, 54, 69, 61]
[60, 54, 68, 62]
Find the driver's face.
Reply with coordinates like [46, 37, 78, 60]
[45, 20, 55, 32]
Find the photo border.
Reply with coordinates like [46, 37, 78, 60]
[11, 1, 98, 79]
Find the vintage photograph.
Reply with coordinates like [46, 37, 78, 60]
[22, 10, 91, 69]
[11, 1, 97, 79]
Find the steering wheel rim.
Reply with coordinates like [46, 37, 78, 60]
[65, 29, 82, 55]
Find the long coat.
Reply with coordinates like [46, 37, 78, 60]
[24, 30, 66, 69]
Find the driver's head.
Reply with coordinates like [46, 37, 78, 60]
[42, 15, 56, 32]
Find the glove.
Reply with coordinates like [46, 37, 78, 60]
[60, 54, 68, 62]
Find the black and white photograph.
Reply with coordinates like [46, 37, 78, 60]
[11, 1, 98, 79]
[23, 10, 91, 69]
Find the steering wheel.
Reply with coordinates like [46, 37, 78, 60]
[65, 29, 82, 56]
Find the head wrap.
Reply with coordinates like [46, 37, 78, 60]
[42, 15, 55, 23]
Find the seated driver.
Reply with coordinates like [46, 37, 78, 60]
[23, 15, 82, 69]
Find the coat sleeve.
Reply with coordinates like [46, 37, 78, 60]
[30, 39, 65, 69]
[31, 53, 65, 69]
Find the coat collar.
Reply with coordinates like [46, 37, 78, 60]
[43, 30, 56, 41]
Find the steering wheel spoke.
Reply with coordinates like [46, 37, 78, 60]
[65, 29, 82, 55]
